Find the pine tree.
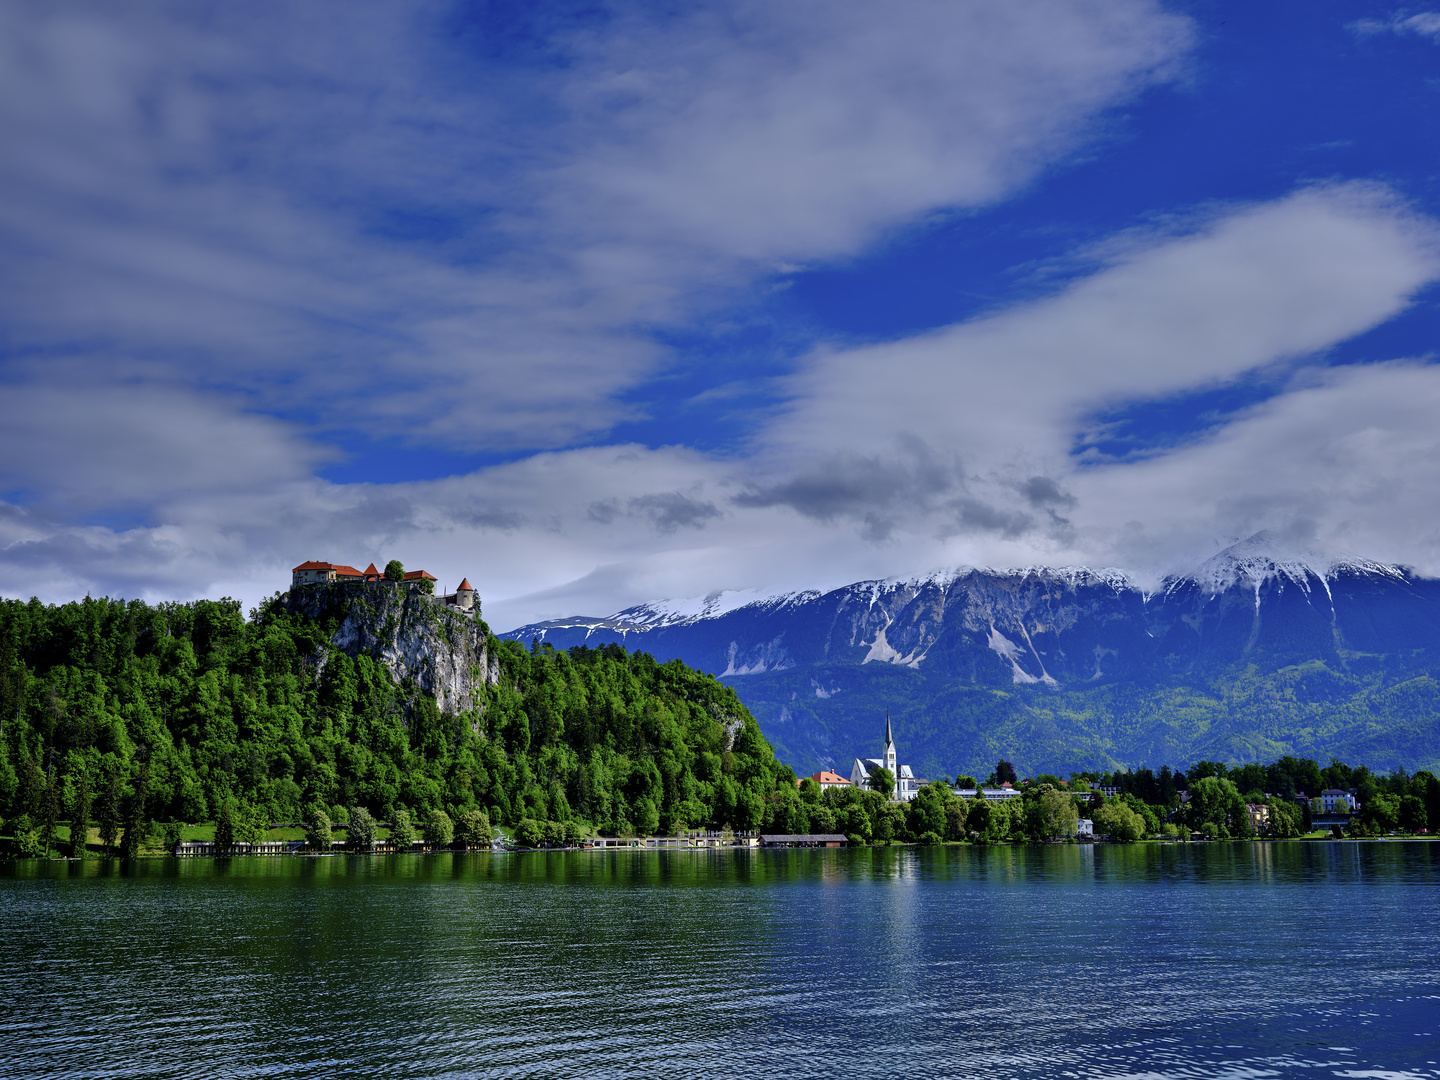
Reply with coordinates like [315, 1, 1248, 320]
[119, 764, 149, 859]
[214, 800, 235, 854]
[97, 772, 122, 855]
[71, 772, 91, 858]
[17, 749, 43, 820]
[37, 768, 58, 858]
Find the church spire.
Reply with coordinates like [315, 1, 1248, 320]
[883, 709, 896, 784]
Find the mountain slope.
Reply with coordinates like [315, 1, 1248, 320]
[502, 536, 1440, 776]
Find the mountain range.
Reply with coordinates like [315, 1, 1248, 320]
[499, 534, 1440, 779]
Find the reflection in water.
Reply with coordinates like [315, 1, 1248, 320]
[1, 842, 1438, 1079]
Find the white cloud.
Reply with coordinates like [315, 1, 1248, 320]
[1351, 12, 1440, 39]
[1069, 362, 1440, 577]
[0, 0, 1191, 453]
[733, 185, 1439, 541]
[6, 183, 1440, 626]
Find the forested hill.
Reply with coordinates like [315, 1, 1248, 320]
[0, 585, 794, 838]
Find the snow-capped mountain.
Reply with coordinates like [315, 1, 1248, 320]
[500, 534, 1440, 777]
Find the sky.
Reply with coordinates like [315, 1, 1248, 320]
[2, 0, 1440, 630]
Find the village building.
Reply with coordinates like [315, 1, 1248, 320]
[1316, 788, 1356, 814]
[801, 770, 852, 792]
[953, 785, 1023, 803]
[761, 834, 848, 848]
[849, 713, 924, 802]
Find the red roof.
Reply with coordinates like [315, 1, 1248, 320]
[363, 562, 380, 576]
[457, 578, 473, 591]
[292, 560, 334, 572]
[332, 565, 364, 578]
[809, 770, 851, 785]
[403, 569, 437, 581]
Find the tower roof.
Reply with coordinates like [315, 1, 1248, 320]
[885, 709, 893, 746]
[457, 578, 473, 591]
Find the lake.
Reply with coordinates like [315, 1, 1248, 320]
[2, 842, 1438, 1079]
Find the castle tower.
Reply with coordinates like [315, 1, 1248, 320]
[455, 577, 475, 611]
[883, 709, 897, 776]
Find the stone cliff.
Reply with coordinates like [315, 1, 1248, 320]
[285, 581, 499, 714]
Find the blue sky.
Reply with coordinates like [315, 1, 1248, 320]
[2, 1, 1440, 628]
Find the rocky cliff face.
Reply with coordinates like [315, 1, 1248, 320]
[285, 582, 498, 713]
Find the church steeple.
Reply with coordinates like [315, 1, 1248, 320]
[883, 709, 896, 777]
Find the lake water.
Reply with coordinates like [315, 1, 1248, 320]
[2, 842, 1438, 1079]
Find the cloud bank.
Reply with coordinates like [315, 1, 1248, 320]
[4, 2, 1440, 630]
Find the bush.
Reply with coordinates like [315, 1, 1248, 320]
[918, 830, 943, 846]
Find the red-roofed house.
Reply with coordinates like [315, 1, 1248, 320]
[801, 770, 852, 791]
[291, 561, 365, 587]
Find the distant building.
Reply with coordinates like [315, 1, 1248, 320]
[291, 560, 365, 587]
[1246, 803, 1270, 832]
[849, 713, 923, 801]
[291, 560, 444, 593]
[1076, 818, 1094, 840]
[760, 834, 847, 848]
[801, 770, 852, 792]
[1317, 789, 1356, 814]
[953, 787, 1023, 803]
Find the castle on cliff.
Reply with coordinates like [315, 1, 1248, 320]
[290, 560, 477, 612]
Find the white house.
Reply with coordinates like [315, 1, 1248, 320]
[1317, 788, 1356, 814]
[953, 785, 1023, 803]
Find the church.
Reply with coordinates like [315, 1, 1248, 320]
[849, 713, 923, 802]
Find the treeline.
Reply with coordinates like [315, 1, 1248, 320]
[0, 593, 797, 856]
[1078, 755, 1440, 839]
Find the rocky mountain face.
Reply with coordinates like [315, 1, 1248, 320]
[502, 536, 1440, 777]
[286, 582, 498, 714]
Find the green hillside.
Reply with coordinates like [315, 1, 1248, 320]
[0, 593, 796, 848]
[736, 660, 1440, 782]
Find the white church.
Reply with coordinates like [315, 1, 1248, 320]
[849, 713, 924, 802]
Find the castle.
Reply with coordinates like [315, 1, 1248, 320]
[290, 560, 477, 612]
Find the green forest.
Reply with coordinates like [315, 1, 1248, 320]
[3, 592, 1438, 859]
[0, 591, 803, 857]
